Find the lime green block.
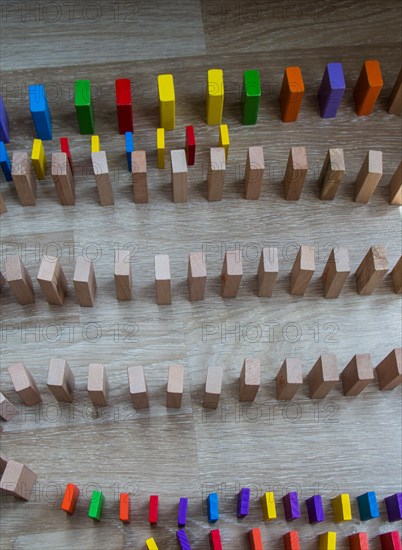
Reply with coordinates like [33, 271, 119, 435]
[75, 79, 94, 134]
[88, 490, 104, 520]
[242, 70, 261, 125]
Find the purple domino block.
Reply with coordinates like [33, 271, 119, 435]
[306, 495, 325, 524]
[317, 63, 345, 119]
[237, 487, 250, 518]
[385, 493, 402, 522]
[176, 529, 192, 550]
[0, 96, 10, 143]
[283, 491, 301, 521]
[178, 497, 188, 527]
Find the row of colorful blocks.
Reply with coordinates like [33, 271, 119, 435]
[0, 62, 401, 144]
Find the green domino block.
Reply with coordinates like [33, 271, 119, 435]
[75, 79, 94, 134]
[242, 70, 261, 125]
[88, 490, 104, 520]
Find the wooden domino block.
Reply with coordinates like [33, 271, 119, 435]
[158, 74, 175, 130]
[307, 354, 339, 399]
[61, 483, 80, 514]
[185, 125, 196, 166]
[37, 255, 67, 305]
[0, 460, 37, 500]
[257, 247, 278, 297]
[0, 270, 5, 288]
[319, 532, 337, 549]
[75, 79, 94, 134]
[218, 124, 229, 160]
[0, 392, 18, 421]
[283, 147, 308, 200]
[87, 363, 108, 407]
[51, 152, 75, 205]
[5, 255, 35, 305]
[120, 493, 130, 522]
[349, 533, 369, 550]
[146, 538, 159, 550]
[155, 254, 172, 305]
[149, 495, 159, 524]
[290, 245, 315, 296]
[91, 151, 114, 206]
[276, 358, 303, 400]
[0, 453, 8, 474]
[73, 256, 96, 307]
[376, 348, 402, 390]
[166, 365, 184, 408]
[261, 492, 277, 520]
[318, 148, 345, 200]
[245, 146, 264, 200]
[322, 247, 350, 299]
[354, 150, 382, 203]
[391, 256, 402, 294]
[31, 139, 46, 180]
[170, 149, 188, 203]
[11, 151, 37, 206]
[389, 161, 402, 205]
[114, 249, 132, 301]
[279, 67, 304, 122]
[127, 366, 149, 409]
[188, 251, 207, 301]
[0, 193, 6, 214]
[388, 68, 402, 115]
[207, 147, 226, 201]
[249, 528, 264, 550]
[203, 366, 223, 409]
[239, 358, 260, 402]
[341, 354, 374, 396]
[47, 358, 75, 402]
[8, 362, 41, 406]
[221, 251, 242, 298]
[206, 69, 224, 125]
[91, 135, 100, 153]
[131, 150, 148, 203]
[355, 246, 388, 295]
[283, 531, 300, 550]
[60, 136, 74, 173]
[332, 494, 352, 522]
[115, 78, 134, 133]
[242, 69, 261, 125]
[353, 60, 383, 116]
[156, 128, 165, 169]
[380, 531, 401, 550]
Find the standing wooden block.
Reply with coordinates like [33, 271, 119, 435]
[349, 533, 369, 550]
[379, 531, 401, 550]
[203, 366, 223, 409]
[37, 255, 67, 305]
[155, 254, 172, 305]
[91, 151, 114, 206]
[51, 152, 75, 205]
[249, 528, 264, 550]
[389, 161, 402, 205]
[221, 251, 242, 298]
[283, 531, 300, 550]
[391, 256, 402, 294]
[283, 147, 308, 200]
[47, 358, 75, 402]
[276, 358, 303, 400]
[170, 149, 188, 202]
[156, 128, 165, 169]
[218, 124, 230, 160]
[207, 147, 226, 201]
[354, 150, 382, 203]
[385, 492, 402, 522]
[127, 366, 149, 409]
[239, 358, 260, 402]
[0, 453, 8, 473]
[318, 148, 345, 200]
[308, 354, 339, 399]
[319, 532, 336, 550]
[8, 362, 41, 406]
[75, 79, 94, 134]
[185, 125, 196, 166]
[188, 251, 206, 301]
[5, 255, 35, 305]
[114, 249, 132, 301]
[341, 354, 374, 396]
[60, 136, 74, 173]
[376, 348, 402, 390]
[166, 365, 184, 408]
[149, 495, 159, 524]
[87, 363, 108, 407]
[290, 245, 315, 296]
[206, 69, 224, 125]
[115, 78, 134, 134]
[61, 483, 80, 514]
[388, 68, 402, 115]
[0, 193, 6, 214]
[11, 151, 37, 206]
[245, 146, 264, 200]
[257, 247, 278, 297]
[158, 74, 175, 130]
[73, 256, 96, 307]
[120, 493, 130, 522]
[0, 392, 18, 421]
[0, 271, 5, 289]
[0, 460, 37, 500]
[355, 246, 388, 295]
[131, 150, 148, 203]
[31, 138, 46, 180]
[322, 247, 350, 298]
[279, 67, 305, 122]
[353, 60, 383, 116]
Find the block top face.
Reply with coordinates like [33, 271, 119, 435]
[225, 251, 242, 276]
[167, 365, 184, 394]
[12, 151, 29, 174]
[283, 358, 303, 383]
[326, 63, 346, 89]
[29, 84, 47, 112]
[51, 152, 68, 175]
[333, 247, 350, 272]
[73, 256, 91, 282]
[91, 151, 108, 174]
[114, 250, 131, 276]
[355, 354, 374, 379]
[363, 60, 383, 87]
[115, 78, 132, 105]
[262, 247, 278, 271]
[291, 146, 308, 170]
[31, 139, 44, 160]
[47, 358, 68, 385]
[132, 150, 146, 172]
[75, 79, 91, 107]
[248, 146, 265, 169]
[368, 246, 388, 270]
[244, 70, 261, 97]
[88, 363, 106, 391]
[285, 67, 304, 93]
[37, 255, 59, 281]
[328, 148, 345, 171]
[128, 366, 146, 394]
[155, 255, 170, 280]
[8, 362, 29, 390]
[158, 74, 175, 102]
[319, 354, 339, 380]
[205, 367, 223, 394]
[244, 358, 261, 385]
[5, 255, 23, 281]
[170, 149, 187, 174]
[207, 69, 224, 96]
[299, 245, 315, 271]
[210, 147, 226, 169]
[367, 150, 382, 174]
[189, 252, 206, 277]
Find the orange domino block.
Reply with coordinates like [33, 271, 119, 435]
[120, 493, 130, 522]
[61, 483, 80, 514]
[249, 527, 264, 550]
[353, 60, 383, 116]
[37, 255, 67, 305]
[388, 68, 402, 115]
[279, 67, 305, 122]
[283, 531, 300, 550]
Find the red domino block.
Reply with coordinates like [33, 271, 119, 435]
[119, 493, 130, 522]
[185, 125, 196, 166]
[380, 532, 401, 550]
[61, 483, 80, 514]
[60, 137, 74, 174]
[116, 78, 134, 134]
[349, 532, 369, 550]
[149, 494, 158, 524]
[209, 529, 223, 550]
[249, 528, 264, 550]
[283, 531, 300, 550]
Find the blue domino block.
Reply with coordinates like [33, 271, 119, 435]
[0, 96, 10, 143]
[207, 493, 219, 523]
[29, 84, 52, 140]
[125, 131, 134, 171]
[357, 491, 379, 521]
[317, 63, 345, 119]
[0, 141, 12, 181]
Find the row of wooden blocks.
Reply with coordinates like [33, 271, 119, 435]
[1, 349, 400, 418]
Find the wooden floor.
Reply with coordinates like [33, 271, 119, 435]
[0, 1, 401, 548]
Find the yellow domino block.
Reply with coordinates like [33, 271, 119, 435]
[319, 532, 336, 550]
[207, 68, 224, 125]
[218, 124, 230, 160]
[31, 139, 46, 180]
[146, 538, 159, 550]
[332, 494, 352, 522]
[157, 128, 165, 169]
[158, 74, 175, 130]
[261, 491, 277, 520]
[91, 135, 100, 153]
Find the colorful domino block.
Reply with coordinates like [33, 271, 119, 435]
[357, 491, 379, 521]
[61, 483, 80, 514]
[385, 493, 402, 521]
[125, 131, 134, 171]
[157, 128, 165, 169]
[237, 487, 250, 518]
[185, 125, 196, 166]
[29, 84, 52, 140]
[242, 69, 261, 125]
[249, 527, 264, 550]
[146, 538, 159, 550]
[306, 495, 325, 524]
[261, 492, 277, 520]
[119, 493, 130, 522]
[75, 79, 94, 134]
[115, 78, 133, 133]
[31, 139, 46, 180]
[0, 95, 10, 142]
[283, 492, 301, 521]
[319, 532, 336, 550]
[380, 532, 401, 550]
[0, 141, 12, 181]
[218, 124, 229, 160]
[88, 490, 104, 520]
[149, 494, 158, 524]
[60, 137, 74, 173]
[210, 529, 222, 550]
[207, 69, 224, 125]
[91, 135, 100, 153]
[178, 497, 188, 527]
[176, 529, 192, 550]
[332, 493, 352, 522]
[348, 533, 369, 550]
[317, 63, 345, 118]
[280, 67, 304, 122]
[207, 492, 219, 523]
[158, 74, 175, 130]
[283, 531, 300, 550]
[353, 60, 383, 116]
